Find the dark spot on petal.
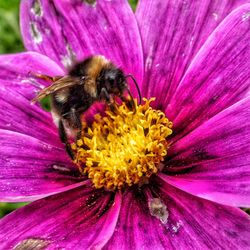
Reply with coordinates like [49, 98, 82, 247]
[138, 222, 148, 234]
[97, 193, 115, 218]
[138, 221, 143, 228]
[224, 230, 238, 238]
[133, 188, 147, 211]
[208, 95, 219, 104]
[163, 164, 197, 175]
[14, 238, 49, 250]
[86, 193, 99, 207]
[122, 224, 127, 232]
[192, 147, 215, 161]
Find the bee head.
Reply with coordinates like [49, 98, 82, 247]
[102, 68, 127, 95]
[98, 66, 141, 113]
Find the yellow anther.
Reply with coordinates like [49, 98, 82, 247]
[72, 98, 173, 190]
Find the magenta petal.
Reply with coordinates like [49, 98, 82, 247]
[166, 4, 250, 138]
[0, 186, 121, 249]
[0, 53, 79, 201]
[0, 51, 64, 95]
[105, 184, 250, 249]
[136, 0, 250, 105]
[0, 129, 83, 202]
[0, 52, 64, 146]
[20, 0, 144, 86]
[163, 97, 250, 207]
[20, 0, 78, 70]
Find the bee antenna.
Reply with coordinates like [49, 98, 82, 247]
[125, 74, 142, 104]
[127, 89, 136, 113]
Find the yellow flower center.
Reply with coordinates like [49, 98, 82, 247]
[72, 98, 172, 190]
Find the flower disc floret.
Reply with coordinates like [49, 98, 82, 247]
[72, 98, 173, 190]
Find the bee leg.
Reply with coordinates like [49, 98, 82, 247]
[58, 119, 75, 160]
[100, 87, 118, 114]
[120, 94, 136, 113]
[69, 108, 82, 140]
[108, 101, 118, 114]
[30, 72, 62, 82]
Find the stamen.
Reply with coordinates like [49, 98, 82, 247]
[72, 98, 172, 190]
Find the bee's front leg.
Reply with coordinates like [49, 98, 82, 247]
[69, 108, 82, 140]
[120, 93, 136, 113]
[30, 72, 63, 82]
[58, 119, 75, 160]
[100, 87, 118, 114]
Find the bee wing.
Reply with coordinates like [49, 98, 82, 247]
[31, 76, 81, 103]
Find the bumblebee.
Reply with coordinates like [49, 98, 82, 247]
[32, 55, 141, 159]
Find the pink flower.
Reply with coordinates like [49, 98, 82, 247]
[0, 0, 249, 249]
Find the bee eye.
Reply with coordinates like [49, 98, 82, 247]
[109, 77, 115, 85]
[105, 71, 116, 83]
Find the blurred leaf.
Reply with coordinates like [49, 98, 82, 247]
[128, 0, 138, 11]
[0, 0, 24, 54]
[0, 202, 27, 218]
[0, 0, 21, 10]
[40, 96, 51, 111]
[243, 208, 250, 215]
